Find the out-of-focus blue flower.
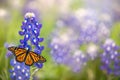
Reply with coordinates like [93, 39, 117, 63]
[100, 39, 120, 76]
[49, 8, 113, 72]
[65, 50, 88, 72]
[58, 8, 112, 44]
[49, 27, 88, 72]
[54, 8, 113, 61]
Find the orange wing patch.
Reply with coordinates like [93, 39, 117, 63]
[15, 48, 27, 56]
[16, 53, 26, 62]
[25, 54, 33, 66]
[29, 51, 40, 62]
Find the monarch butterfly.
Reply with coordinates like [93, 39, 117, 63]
[8, 46, 46, 66]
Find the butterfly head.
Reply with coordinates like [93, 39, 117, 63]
[39, 56, 46, 63]
[8, 46, 16, 52]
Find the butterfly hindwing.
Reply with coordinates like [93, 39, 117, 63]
[39, 55, 46, 63]
[29, 51, 40, 62]
[29, 51, 46, 63]
[25, 53, 34, 66]
[16, 53, 26, 62]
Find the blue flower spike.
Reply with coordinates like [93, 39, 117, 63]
[19, 12, 44, 52]
[10, 59, 30, 80]
[7, 12, 45, 80]
[100, 39, 120, 76]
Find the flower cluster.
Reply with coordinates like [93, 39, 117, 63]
[100, 39, 120, 76]
[19, 12, 44, 55]
[19, 12, 44, 69]
[58, 8, 112, 44]
[9, 59, 30, 80]
[6, 12, 44, 80]
[49, 27, 88, 72]
[49, 8, 113, 72]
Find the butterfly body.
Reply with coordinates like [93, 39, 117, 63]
[8, 46, 46, 66]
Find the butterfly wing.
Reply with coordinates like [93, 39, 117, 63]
[8, 47, 27, 62]
[29, 51, 46, 63]
[15, 48, 27, 62]
[8, 46, 16, 53]
[16, 52, 26, 62]
[15, 48, 27, 56]
[25, 53, 34, 66]
[8, 46, 27, 56]
[29, 51, 40, 63]
[38, 55, 46, 63]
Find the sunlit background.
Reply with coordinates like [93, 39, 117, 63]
[0, 0, 120, 80]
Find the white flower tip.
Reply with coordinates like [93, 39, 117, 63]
[25, 12, 35, 18]
[25, 73, 28, 76]
[87, 44, 98, 54]
[13, 72, 16, 76]
[18, 76, 22, 79]
[105, 39, 114, 45]
[17, 65, 20, 69]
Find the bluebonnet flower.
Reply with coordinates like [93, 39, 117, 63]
[49, 27, 88, 72]
[57, 8, 112, 44]
[65, 50, 87, 72]
[19, 12, 44, 56]
[100, 39, 120, 76]
[49, 7, 113, 72]
[6, 12, 44, 80]
[19, 12, 44, 68]
[9, 59, 30, 80]
[75, 9, 112, 44]
[54, 8, 112, 60]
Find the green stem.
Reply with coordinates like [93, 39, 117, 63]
[30, 68, 39, 80]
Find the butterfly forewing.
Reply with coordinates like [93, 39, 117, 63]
[8, 46, 16, 53]
[15, 48, 27, 56]
[25, 54, 34, 66]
